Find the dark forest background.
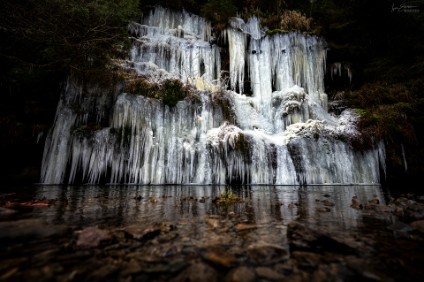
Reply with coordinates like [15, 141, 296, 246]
[0, 0, 423, 187]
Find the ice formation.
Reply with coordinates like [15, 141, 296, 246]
[41, 6, 385, 185]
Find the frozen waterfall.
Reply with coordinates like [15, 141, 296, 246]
[40, 6, 385, 185]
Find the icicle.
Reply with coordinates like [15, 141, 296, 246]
[40, 7, 385, 186]
[227, 29, 246, 94]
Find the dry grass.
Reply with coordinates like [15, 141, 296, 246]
[280, 10, 312, 32]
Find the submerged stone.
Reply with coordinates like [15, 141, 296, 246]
[76, 226, 113, 249]
[0, 219, 68, 241]
[225, 266, 256, 282]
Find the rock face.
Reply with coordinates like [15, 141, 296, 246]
[40, 6, 385, 185]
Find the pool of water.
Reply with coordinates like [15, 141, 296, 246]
[24, 184, 384, 229]
[1, 184, 423, 281]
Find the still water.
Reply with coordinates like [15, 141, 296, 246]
[4, 184, 424, 282]
[23, 184, 385, 231]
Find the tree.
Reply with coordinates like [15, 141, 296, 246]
[0, 0, 140, 183]
[0, 0, 139, 74]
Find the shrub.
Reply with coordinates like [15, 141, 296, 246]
[280, 10, 312, 32]
[124, 77, 190, 107]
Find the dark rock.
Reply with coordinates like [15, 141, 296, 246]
[322, 200, 335, 207]
[351, 196, 362, 209]
[206, 218, 220, 228]
[203, 248, 237, 267]
[411, 220, 424, 233]
[247, 243, 289, 264]
[149, 243, 182, 258]
[172, 262, 218, 282]
[291, 251, 325, 267]
[312, 263, 357, 282]
[120, 259, 143, 276]
[0, 219, 68, 242]
[225, 266, 256, 282]
[386, 221, 414, 238]
[405, 202, 424, 220]
[255, 267, 285, 280]
[365, 198, 381, 210]
[235, 223, 257, 232]
[0, 207, 17, 217]
[76, 226, 113, 249]
[124, 224, 161, 241]
[87, 264, 119, 281]
[316, 207, 331, 212]
[344, 256, 392, 282]
[144, 259, 186, 273]
[287, 221, 357, 255]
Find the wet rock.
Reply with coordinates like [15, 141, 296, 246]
[33, 248, 61, 265]
[206, 218, 220, 228]
[291, 251, 325, 267]
[255, 267, 285, 280]
[0, 207, 17, 216]
[344, 256, 392, 282]
[124, 224, 161, 241]
[287, 221, 357, 255]
[0, 257, 28, 275]
[172, 262, 218, 282]
[351, 196, 362, 209]
[76, 226, 113, 249]
[0, 267, 19, 280]
[149, 243, 182, 258]
[22, 264, 63, 281]
[57, 250, 92, 264]
[365, 200, 381, 210]
[316, 207, 331, 212]
[386, 221, 414, 238]
[165, 259, 187, 273]
[159, 222, 177, 233]
[87, 264, 119, 281]
[203, 248, 237, 267]
[202, 233, 233, 247]
[234, 223, 257, 232]
[312, 263, 357, 282]
[225, 266, 256, 282]
[119, 260, 143, 277]
[247, 243, 289, 264]
[405, 202, 424, 220]
[0, 219, 68, 241]
[19, 198, 55, 207]
[322, 200, 335, 207]
[411, 220, 424, 233]
[143, 260, 186, 274]
[366, 196, 380, 206]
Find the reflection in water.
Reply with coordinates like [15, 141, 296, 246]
[34, 185, 384, 232]
[4, 184, 423, 282]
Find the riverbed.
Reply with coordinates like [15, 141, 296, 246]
[1, 185, 423, 281]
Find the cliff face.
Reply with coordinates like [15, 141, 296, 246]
[38, 6, 385, 185]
